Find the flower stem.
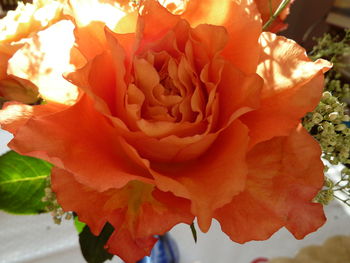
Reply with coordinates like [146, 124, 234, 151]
[262, 0, 291, 31]
[268, 0, 273, 16]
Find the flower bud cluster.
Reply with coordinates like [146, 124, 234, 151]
[314, 174, 334, 205]
[308, 29, 350, 207]
[310, 29, 350, 101]
[331, 167, 350, 206]
[325, 72, 350, 100]
[315, 166, 350, 206]
[42, 176, 73, 224]
[304, 91, 350, 206]
[303, 92, 350, 165]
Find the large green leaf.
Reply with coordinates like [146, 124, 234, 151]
[0, 151, 52, 214]
[79, 223, 114, 263]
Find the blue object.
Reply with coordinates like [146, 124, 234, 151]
[344, 121, 350, 128]
[136, 234, 179, 263]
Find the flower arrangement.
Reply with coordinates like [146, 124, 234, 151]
[0, 0, 349, 263]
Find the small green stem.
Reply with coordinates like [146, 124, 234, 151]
[268, 0, 273, 16]
[262, 0, 291, 31]
[333, 185, 349, 191]
[334, 194, 350, 206]
[190, 222, 197, 243]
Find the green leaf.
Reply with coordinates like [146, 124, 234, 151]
[74, 215, 86, 234]
[0, 151, 52, 214]
[79, 223, 114, 263]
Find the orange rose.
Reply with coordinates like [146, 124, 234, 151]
[255, 0, 295, 32]
[0, 0, 331, 262]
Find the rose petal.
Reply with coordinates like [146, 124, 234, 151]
[9, 94, 154, 191]
[51, 167, 193, 263]
[138, 0, 180, 46]
[0, 76, 39, 104]
[216, 61, 263, 127]
[51, 167, 109, 235]
[105, 28, 134, 119]
[0, 44, 22, 80]
[215, 125, 325, 243]
[242, 33, 331, 148]
[0, 101, 67, 134]
[188, 24, 228, 70]
[191, 24, 228, 59]
[69, 51, 117, 116]
[123, 129, 219, 162]
[182, 0, 262, 74]
[149, 119, 249, 232]
[72, 21, 109, 60]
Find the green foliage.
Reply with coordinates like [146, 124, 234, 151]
[74, 216, 86, 234]
[305, 29, 350, 207]
[310, 30, 350, 63]
[0, 151, 52, 214]
[310, 30, 350, 101]
[79, 223, 114, 263]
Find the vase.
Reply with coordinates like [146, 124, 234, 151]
[137, 234, 179, 263]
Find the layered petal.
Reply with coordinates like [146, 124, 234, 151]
[149, 120, 249, 232]
[242, 33, 331, 148]
[182, 0, 262, 74]
[9, 94, 154, 191]
[51, 167, 193, 263]
[215, 125, 326, 243]
[138, 0, 181, 47]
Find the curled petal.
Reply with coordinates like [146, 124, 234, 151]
[215, 125, 326, 243]
[72, 21, 109, 60]
[0, 76, 39, 104]
[216, 61, 263, 127]
[0, 44, 21, 80]
[138, 0, 180, 46]
[242, 33, 331, 148]
[69, 50, 117, 116]
[182, 0, 262, 74]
